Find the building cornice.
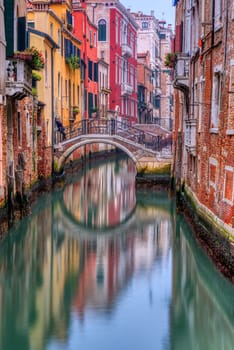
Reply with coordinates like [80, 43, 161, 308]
[29, 27, 59, 48]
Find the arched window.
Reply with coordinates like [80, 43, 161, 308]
[98, 19, 107, 41]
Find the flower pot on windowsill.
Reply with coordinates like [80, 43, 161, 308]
[73, 106, 79, 114]
[66, 55, 80, 70]
[164, 53, 177, 69]
[14, 52, 33, 61]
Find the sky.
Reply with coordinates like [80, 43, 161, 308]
[121, 0, 175, 27]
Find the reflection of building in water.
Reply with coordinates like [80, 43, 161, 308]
[0, 206, 81, 350]
[63, 159, 136, 228]
[72, 217, 171, 319]
[171, 221, 234, 350]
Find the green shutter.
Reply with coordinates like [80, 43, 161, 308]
[88, 93, 93, 117]
[17, 17, 27, 52]
[4, 0, 14, 57]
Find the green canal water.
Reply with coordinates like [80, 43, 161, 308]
[0, 157, 233, 350]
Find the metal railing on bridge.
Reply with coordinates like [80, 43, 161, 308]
[55, 118, 172, 154]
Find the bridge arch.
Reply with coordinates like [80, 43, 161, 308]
[56, 138, 139, 172]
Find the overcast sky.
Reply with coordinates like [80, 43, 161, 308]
[121, 0, 175, 27]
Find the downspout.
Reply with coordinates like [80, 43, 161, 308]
[51, 46, 55, 177]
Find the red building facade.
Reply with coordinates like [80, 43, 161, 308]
[85, 1, 138, 123]
[73, 0, 98, 118]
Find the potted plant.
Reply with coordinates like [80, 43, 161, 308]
[32, 71, 41, 81]
[66, 55, 80, 70]
[32, 71, 42, 88]
[91, 106, 98, 118]
[14, 47, 45, 70]
[32, 87, 38, 97]
[164, 52, 177, 68]
[30, 47, 45, 70]
[73, 106, 79, 116]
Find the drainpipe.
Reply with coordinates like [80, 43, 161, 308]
[51, 46, 55, 177]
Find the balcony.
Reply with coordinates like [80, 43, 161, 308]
[121, 43, 133, 58]
[121, 82, 133, 96]
[173, 53, 189, 93]
[6, 59, 32, 100]
[185, 118, 197, 155]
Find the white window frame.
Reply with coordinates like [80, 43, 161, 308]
[210, 65, 222, 132]
[227, 59, 234, 134]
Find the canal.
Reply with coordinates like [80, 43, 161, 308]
[0, 156, 233, 350]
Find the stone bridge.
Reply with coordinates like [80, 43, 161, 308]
[54, 118, 172, 176]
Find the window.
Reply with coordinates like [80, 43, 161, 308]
[94, 62, 98, 82]
[227, 60, 234, 132]
[28, 21, 35, 29]
[142, 22, 148, 29]
[98, 19, 107, 41]
[58, 73, 61, 100]
[26, 112, 30, 146]
[65, 79, 68, 107]
[130, 66, 134, 87]
[159, 33, 166, 40]
[214, 0, 223, 29]
[93, 32, 97, 47]
[46, 120, 49, 145]
[77, 85, 80, 107]
[88, 59, 93, 80]
[209, 158, 218, 190]
[50, 22, 53, 38]
[58, 29, 61, 50]
[116, 16, 119, 43]
[17, 112, 22, 144]
[89, 30, 92, 45]
[211, 67, 222, 130]
[224, 166, 234, 203]
[198, 77, 205, 132]
[45, 50, 48, 87]
[61, 77, 63, 108]
[197, 156, 201, 183]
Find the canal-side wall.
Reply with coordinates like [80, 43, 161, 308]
[177, 185, 234, 283]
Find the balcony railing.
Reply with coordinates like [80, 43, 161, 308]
[121, 43, 133, 58]
[6, 59, 32, 99]
[121, 82, 133, 96]
[185, 118, 197, 155]
[173, 53, 189, 92]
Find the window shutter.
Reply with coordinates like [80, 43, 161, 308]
[88, 59, 93, 80]
[175, 23, 183, 53]
[88, 93, 93, 116]
[4, 0, 14, 57]
[17, 17, 27, 52]
[94, 62, 98, 82]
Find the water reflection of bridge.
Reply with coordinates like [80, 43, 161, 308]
[53, 191, 174, 239]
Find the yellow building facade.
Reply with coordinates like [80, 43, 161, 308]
[27, 0, 81, 155]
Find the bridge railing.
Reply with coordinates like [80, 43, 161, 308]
[56, 118, 172, 154]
